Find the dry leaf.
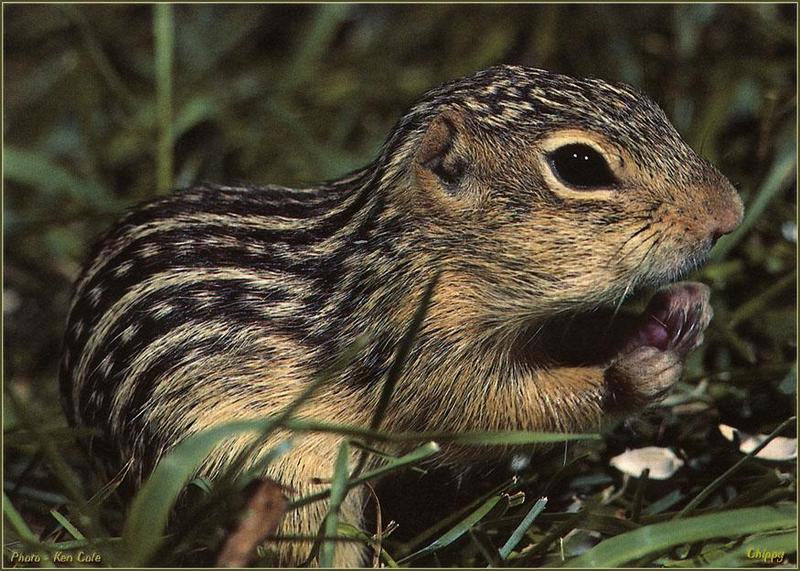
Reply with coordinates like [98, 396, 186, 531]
[216, 478, 288, 568]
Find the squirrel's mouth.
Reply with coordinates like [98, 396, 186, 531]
[510, 307, 642, 369]
[638, 241, 712, 291]
[510, 282, 708, 368]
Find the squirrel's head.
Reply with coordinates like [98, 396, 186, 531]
[378, 65, 743, 320]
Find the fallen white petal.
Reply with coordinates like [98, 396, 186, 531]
[719, 424, 737, 442]
[609, 446, 684, 480]
[740, 435, 797, 461]
[718, 424, 797, 461]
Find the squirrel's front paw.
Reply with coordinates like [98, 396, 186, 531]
[605, 282, 712, 410]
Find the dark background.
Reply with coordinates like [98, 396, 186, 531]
[3, 4, 797, 566]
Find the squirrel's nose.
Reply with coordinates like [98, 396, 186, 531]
[708, 183, 744, 243]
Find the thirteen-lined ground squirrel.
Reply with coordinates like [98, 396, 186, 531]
[60, 65, 743, 566]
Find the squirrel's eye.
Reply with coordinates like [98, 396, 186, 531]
[548, 144, 617, 188]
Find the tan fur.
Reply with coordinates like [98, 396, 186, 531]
[60, 66, 743, 567]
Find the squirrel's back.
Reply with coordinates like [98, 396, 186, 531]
[60, 174, 391, 481]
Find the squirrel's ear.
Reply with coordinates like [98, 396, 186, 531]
[416, 110, 467, 191]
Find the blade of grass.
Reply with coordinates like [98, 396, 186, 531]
[288, 4, 351, 89]
[567, 504, 796, 567]
[289, 442, 440, 511]
[4, 387, 110, 559]
[122, 404, 591, 564]
[469, 528, 502, 566]
[248, 438, 294, 476]
[59, 5, 137, 111]
[3, 147, 115, 208]
[173, 96, 219, 140]
[718, 327, 757, 363]
[498, 497, 548, 560]
[686, 68, 735, 162]
[723, 470, 790, 510]
[3, 493, 53, 566]
[221, 335, 369, 484]
[40, 537, 122, 551]
[188, 415, 598, 448]
[706, 530, 797, 567]
[154, 4, 174, 194]
[8, 450, 45, 497]
[674, 415, 796, 519]
[5, 426, 100, 448]
[368, 273, 439, 434]
[352, 272, 439, 477]
[165, 439, 295, 559]
[399, 476, 518, 557]
[50, 509, 86, 541]
[728, 271, 796, 328]
[3, 483, 69, 505]
[514, 502, 595, 563]
[282, 417, 599, 446]
[335, 523, 399, 568]
[319, 441, 351, 567]
[164, 334, 371, 554]
[120, 419, 285, 566]
[398, 493, 503, 564]
[631, 468, 650, 523]
[581, 513, 640, 535]
[159, 339, 371, 557]
[116, 404, 593, 563]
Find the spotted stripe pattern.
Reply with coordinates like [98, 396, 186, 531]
[60, 66, 739, 561]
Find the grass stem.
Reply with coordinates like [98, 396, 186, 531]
[154, 4, 174, 194]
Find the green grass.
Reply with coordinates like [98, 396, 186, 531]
[3, 3, 796, 568]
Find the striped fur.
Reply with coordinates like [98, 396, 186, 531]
[60, 65, 742, 566]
